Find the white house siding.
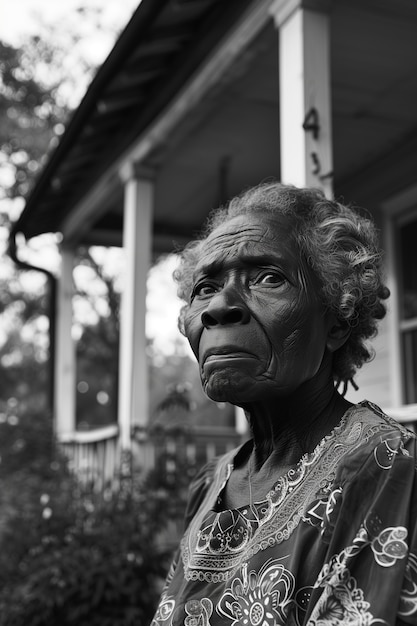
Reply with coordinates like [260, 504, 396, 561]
[345, 315, 391, 408]
[344, 207, 399, 410]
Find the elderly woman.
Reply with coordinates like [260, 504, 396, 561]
[152, 183, 417, 625]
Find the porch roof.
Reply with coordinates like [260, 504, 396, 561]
[11, 0, 417, 252]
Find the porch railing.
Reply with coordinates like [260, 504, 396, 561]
[59, 423, 244, 491]
[59, 424, 120, 491]
[58, 405, 417, 491]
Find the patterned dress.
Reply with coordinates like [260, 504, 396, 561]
[151, 402, 417, 625]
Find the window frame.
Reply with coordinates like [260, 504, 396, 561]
[396, 207, 417, 403]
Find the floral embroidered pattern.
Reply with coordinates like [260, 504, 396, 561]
[152, 556, 179, 626]
[311, 573, 374, 625]
[371, 526, 408, 567]
[293, 587, 313, 625]
[309, 567, 377, 625]
[303, 487, 343, 543]
[185, 599, 213, 626]
[197, 509, 255, 555]
[307, 525, 410, 624]
[316, 523, 408, 580]
[373, 436, 410, 470]
[399, 552, 417, 617]
[216, 559, 295, 626]
[152, 595, 176, 626]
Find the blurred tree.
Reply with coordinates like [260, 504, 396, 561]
[0, 267, 50, 415]
[0, 38, 70, 200]
[0, 405, 71, 586]
[0, 3, 136, 203]
[0, 26, 86, 420]
[0, 19, 115, 425]
[74, 247, 121, 428]
[0, 405, 177, 626]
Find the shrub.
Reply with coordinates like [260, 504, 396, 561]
[0, 484, 172, 626]
[0, 411, 185, 626]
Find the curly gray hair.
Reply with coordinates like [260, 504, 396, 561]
[174, 182, 390, 386]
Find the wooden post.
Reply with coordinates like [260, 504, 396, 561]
[235, 406, 248, 436]
[54, 246, 76, 438]
[270, 0, 333, 197]
[118, 163, 154, 452]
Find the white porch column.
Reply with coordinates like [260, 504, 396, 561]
[54, 246, 76, 438]
[270, 0, 333, 198]
[118, 163, 154, 451]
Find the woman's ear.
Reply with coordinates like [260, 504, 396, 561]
[326, 316, 351, 353]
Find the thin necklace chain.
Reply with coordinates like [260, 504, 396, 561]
[248, 453, 253, 510]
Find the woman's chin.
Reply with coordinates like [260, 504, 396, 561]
[203, 370, 255, 404]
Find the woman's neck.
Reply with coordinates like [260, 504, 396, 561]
[241, 366, 352, 471]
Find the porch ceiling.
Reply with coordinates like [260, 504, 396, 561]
[12, 0, 417, 253]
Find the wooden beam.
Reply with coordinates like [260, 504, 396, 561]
[59, 424, 119, 444]
[54, 246, 76, 439]
[117, 165, 154, 451]
[382, 212, 403, 407]
[81, 229, 124, 248]
[62, 172, 121, 246]
[271, 0, 333, 197]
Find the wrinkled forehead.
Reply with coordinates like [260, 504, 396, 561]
[195, 214, 299, 271]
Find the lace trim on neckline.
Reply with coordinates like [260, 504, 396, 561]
[217, 401, 363, 512]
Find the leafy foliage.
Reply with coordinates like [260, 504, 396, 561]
[0, 267, 50, 418]
[0, 38, 70, 200]
[0, 406, 181, 626]
[74, 247, 121, 428]
[0, 485, 173, 626]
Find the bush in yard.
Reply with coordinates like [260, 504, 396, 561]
[1, 483, 172, 626]
[0, 467, 178, 626]
[0, 409, 183, 626]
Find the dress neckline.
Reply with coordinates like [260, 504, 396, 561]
[215, 401, 364, 513]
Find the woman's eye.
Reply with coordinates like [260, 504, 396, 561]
[192, 282, 217, 298]
[254, 271, 285, 286]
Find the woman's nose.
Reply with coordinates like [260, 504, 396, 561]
[201, 290, 250, 328]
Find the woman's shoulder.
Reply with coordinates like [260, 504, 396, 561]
[337, 400, 417, 480]
[351, 400, 415, 443]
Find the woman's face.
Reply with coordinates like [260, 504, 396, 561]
[184, 213, 335, 404]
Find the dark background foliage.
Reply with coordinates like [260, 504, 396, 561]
[0, 17, 193, 625]
[0, 405, 184, 626]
